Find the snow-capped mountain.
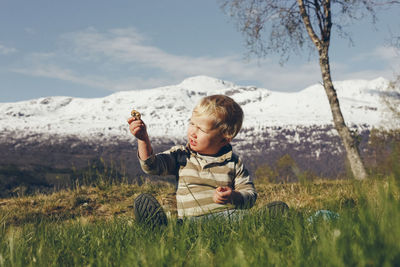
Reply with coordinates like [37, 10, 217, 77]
[0, 75, 396, 145]
[0, 75, 398, 193]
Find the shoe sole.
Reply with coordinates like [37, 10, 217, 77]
[134, 193, 167, 226]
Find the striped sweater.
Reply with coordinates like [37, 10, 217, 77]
[138, 144, 257, 218]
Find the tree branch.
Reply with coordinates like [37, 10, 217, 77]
[323, 0, 332, 43]
[297, 0, 322, 49]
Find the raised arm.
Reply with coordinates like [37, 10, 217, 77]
[127, 117, 152, 160]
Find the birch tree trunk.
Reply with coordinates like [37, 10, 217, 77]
[297, 0, 368, 180]
[319, 48, 368, 180]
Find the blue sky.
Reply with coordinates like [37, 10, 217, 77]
[1, 0, 399, 102]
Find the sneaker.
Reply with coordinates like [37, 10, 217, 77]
[134, 193, 168, 226]
[266, 201, 289, 217]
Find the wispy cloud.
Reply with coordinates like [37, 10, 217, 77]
[59, 27, 259, 78]
[0, 43, 17, 55]
[10, 27, 397, 92]
[11, 61, 171, 92]
[24, 27, 36, 35]
[60, 28, 324, 89]
[12, 64, 112, 89]
[10, 27, 322, 91]
[373, 46, 399, 60]
[351, 45, 399, 63]
[332, 45, 400, 81]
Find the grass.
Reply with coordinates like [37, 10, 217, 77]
[0, 175, 399, 266]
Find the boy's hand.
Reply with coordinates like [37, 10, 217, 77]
[213, 186, 233, 204]
[127, 117, 148, 141]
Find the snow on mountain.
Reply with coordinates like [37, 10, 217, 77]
[0, 75, 396, 144]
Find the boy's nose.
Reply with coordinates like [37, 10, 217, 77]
[189, 129, 197, 138]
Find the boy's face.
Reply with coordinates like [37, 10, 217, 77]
[187, 114, 229, 156]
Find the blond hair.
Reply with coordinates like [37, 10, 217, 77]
[192, 94, 243, 140]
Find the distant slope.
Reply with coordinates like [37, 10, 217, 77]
[0, 76, 398, 196]
[0, 76, 396, 145]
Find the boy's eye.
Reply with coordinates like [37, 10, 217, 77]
[189, 121, 208, 133]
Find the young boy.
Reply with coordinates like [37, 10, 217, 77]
[128, 95, 257, 225]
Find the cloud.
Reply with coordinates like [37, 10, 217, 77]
[11, 27, 317, 91]
[372, 46, 399, 60]
[24, 28, 36, 35]
[0, 43, 17, 55]
[59, 27, 244, 76]
[332, 45, 400, 81]
[350, 45, 399, 64]
[12, 64, 111, 89]
[60, 27, 322, 89]
[12, 27, 395, 93]
[11, 63, 169, 92]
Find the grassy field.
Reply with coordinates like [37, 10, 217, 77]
[1, 173, 399, 266]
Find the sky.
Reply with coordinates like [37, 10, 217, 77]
[1, 0, 399, 103]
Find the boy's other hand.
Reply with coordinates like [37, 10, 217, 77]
[127, 117, 148, 141]
[213, 186, 233, 204]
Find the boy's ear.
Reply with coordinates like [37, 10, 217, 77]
[221, 136, 232, 145]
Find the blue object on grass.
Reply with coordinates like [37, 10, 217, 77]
[308, 210, 340, 223]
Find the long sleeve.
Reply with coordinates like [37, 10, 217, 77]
[138, 145, 186, 176]
[233, 158, 257, 209]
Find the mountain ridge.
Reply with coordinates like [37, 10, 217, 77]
[1, 76, 398, 196]
[0, 75, 396, 145]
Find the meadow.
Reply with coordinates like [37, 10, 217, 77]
[0, 173, 399, 266]
[1, 130, 399, 266]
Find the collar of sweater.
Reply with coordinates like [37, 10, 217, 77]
[185, 143, 233, 167]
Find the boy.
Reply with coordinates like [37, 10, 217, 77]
[128, 95, 257, 225]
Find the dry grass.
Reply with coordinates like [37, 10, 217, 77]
[255, 179, 356, 210]
[0, 178, 396, 226]
[0, 181, 176, 225]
